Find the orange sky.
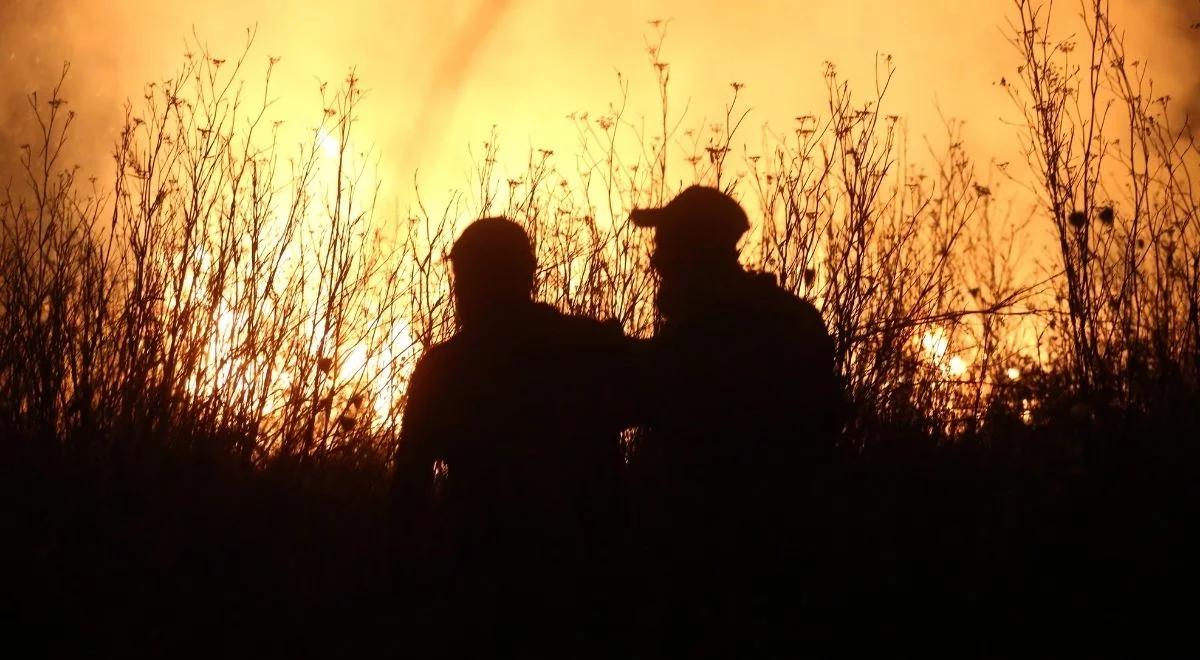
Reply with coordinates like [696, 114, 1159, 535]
[2, 0, 1198, 214]
[1, 0, 1197, 380]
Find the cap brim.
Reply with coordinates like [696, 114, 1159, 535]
[630, 207, 669, 228]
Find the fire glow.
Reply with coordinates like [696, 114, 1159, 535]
[2, 0, 1197, 458]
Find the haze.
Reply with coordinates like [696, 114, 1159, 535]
[2, 0, 1198, 212]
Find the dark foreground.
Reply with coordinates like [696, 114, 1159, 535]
[3, 411, 1198, 657]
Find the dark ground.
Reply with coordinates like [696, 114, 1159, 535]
[3, 409, 1198, 657]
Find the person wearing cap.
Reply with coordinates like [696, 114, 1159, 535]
[391, 217, 635, 654]
[628, 185, 840, 651]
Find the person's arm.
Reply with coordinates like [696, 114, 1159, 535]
[390, 352, 442, 546]
[600, 319, 655, 431]
[794, 299, 842, 453]
[578, 320, 645, 542]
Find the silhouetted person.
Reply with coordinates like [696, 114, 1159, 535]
[628, 186, 840, 654]
[391, 217, 633, 655]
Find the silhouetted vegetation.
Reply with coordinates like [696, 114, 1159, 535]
[2, 1, 1197, 653]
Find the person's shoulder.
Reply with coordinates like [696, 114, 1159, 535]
[565, 313, 626, 339]
[747, 271, 814, 310]
[410, 336, 462, 378]
[537, 304, 626, 342]
[747, 271, 827, 332]
[419, 336, 457, 360]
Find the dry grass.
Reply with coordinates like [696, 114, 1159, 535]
[2, 3, 1198, 466]
[1, 1, 1198, 649]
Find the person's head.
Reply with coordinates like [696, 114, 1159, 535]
[631, 186, 749, 316]
[449, 217, 536, 327]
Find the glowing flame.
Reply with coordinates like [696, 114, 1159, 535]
[921, 328, 970, 378]
[316, 128, 341, 160]
[340, 344, 369, 382]
[921, 329, 949, 361]
[372, 322, 417, 423]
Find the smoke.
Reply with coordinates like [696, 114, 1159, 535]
[1157, 0, 1200, 120]
[397, 0, 514, 179]
[2, 0, 1199, 203]
[0, 0, 87, 181]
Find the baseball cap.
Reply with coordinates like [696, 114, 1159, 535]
[630, 185, 749, 248]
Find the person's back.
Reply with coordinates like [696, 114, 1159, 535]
[635, 270, 838, 565]
[391, 218, 632, 655]
[400, 302, 626, 561]
[629, 187, 841, 654]
[629, 189, 839, 528]
[649, 271, 836, 477]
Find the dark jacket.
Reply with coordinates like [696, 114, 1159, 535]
[633, 271, 840, 540]
[392, 302, 634, 578]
